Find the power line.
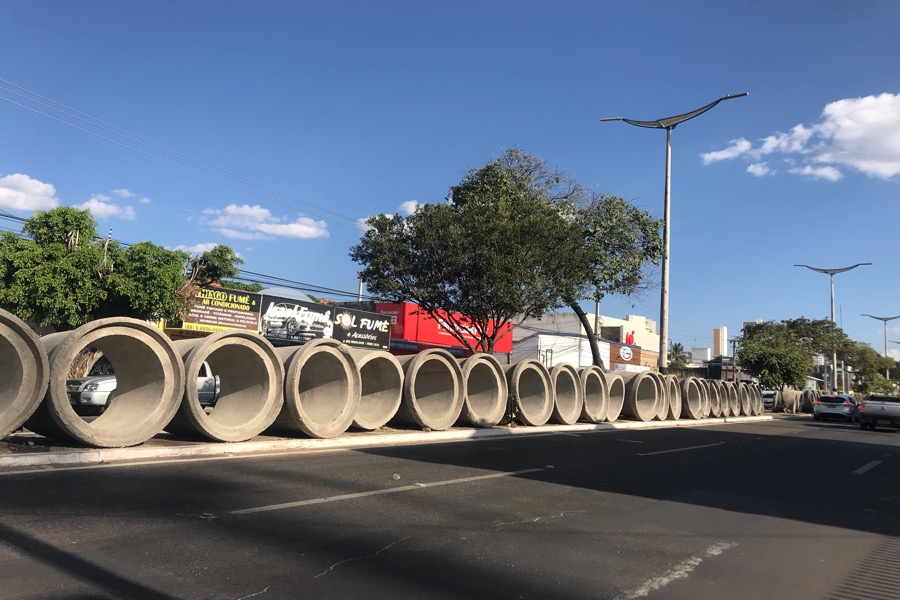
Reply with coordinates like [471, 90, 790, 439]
[0, 79, 361, 228]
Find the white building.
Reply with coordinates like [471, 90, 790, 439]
[692, 347, 712, 364]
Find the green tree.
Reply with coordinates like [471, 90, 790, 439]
[668, 342, 689, 368]
[190, 245, 243, 285]
[845, 342, 896, 394]
[565, 193, 662, 366]
[737, 321, 817, 390]
[350, 149, 586, 353]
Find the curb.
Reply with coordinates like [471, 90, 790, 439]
[0, 415, 790, 472]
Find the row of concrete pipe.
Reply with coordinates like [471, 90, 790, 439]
[1, 311, 764, 449]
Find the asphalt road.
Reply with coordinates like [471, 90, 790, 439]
[0, 418, 898, 600]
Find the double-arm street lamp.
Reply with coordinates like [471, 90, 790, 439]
[794, 263, 871, 391]
[861, 314, 900, 379]
[602, 93, 747, 373]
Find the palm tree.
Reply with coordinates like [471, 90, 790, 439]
[669, 342, 689, 368]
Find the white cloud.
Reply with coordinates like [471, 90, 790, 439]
[398, 200, 419, 215]
[0, 173, 59, 211]
[787, 165, 843, 181]
[206, 203, 329, 240]
[747, 163, 772, 177]
[356, 217, 372, 232]
[110, 188, 135, 199]
[175, 242, 219, 254]
[700, 139, 751, 164]
[75, 194, 137, 220]
[703, 93, 900, 181]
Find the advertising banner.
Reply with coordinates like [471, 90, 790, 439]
[179, 287, 262, 333]
[330, 307, 391, 350]
[259, 295, 390, 350]
[375, 302, 512, 353]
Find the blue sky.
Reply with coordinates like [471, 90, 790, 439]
[2, 1, 899, 358]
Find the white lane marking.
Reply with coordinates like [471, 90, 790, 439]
[230, 467, 544, 515]
[636, 442, 726, 456]
[854, 460, 882, 475]
[617, 439, 644, 444]
[615, 542, 737, 599]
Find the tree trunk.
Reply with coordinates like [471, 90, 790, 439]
[570, 302, 604, 369]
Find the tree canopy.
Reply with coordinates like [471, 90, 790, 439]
[0, 206, 243, 328]
[737, 321, 814, 389]
[350, 148, 661, 358]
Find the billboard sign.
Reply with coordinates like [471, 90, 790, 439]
[178, 287, 262, 333]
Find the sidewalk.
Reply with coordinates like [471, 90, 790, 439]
[1, 414, 794, 472]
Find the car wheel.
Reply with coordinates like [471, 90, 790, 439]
[98, 390, 115, 416]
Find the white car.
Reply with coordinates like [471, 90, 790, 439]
[67, 361, 220, 416]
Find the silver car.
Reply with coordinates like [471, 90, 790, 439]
[813, 394, 858, 422]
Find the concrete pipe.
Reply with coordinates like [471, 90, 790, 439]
[800, 389, 816, 413]
[550, 363, 583, 425]
[738, 383, 752, 416]
[392, 349, 463, 431]
[751, 384, 763, 416]
[0, 309, 49, 440]
[697, 378, 711, 418]
[647, 372, 669, 420]
[457, 353, 507, 428]
[604, 372, 625, 423]
[706, 379, 722, 418]
[620, 371, 660, 422]
[665, 375, 682, 421]
[348, 349, 403, 431]
[579, 365, 609, 423]
[164, 331, 284, 442]
[679, 377, 704, 420]
[270, 339, 361, 439]
[724, 381, 740, 416]
[504, 359, 552, 426]
[714, 380, 730, 417]
[25, 318, 184, 448]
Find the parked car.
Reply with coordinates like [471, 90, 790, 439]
[858, 394, 900, 431]
[67, 361, 220, 416]
[761, 390, 776, 410]
[813, 394, 858, 422]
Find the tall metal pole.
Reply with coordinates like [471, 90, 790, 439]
[861, 314, 900, 380]
[601, 93, 747, 374]
[659, 127, 672, 372]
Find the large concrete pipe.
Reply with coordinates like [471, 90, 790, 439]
[750, 384, 763, 416]
[604, 372, 625, 423]
[620, 371, 660, 422]
[800, 389, 816, 413]
[714, 380, 730, 417]
[25, 318, 184, 448]
[647, 372, 669, 420]
[392, 349, 463, 431]
[550, 363, 584, 425]
[579, 365, 609, 423]
[505, 359, 552, 426]
[738, 383, 751, 416]
[780, 388, 801, 413]
[724, 381, 740, 416]
[665, 375, 681, 420]
[457, 353, 507, 428]
[706, 379, 722, 418]
[679, 377, 703, 420]
[270, 339, 361, 438]
[349, 349, 403, 431]
[165, 331, 284, 442]
[697, 378, 711, 418]
[0, 308, 49, 440]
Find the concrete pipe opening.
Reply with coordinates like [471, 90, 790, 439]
[165, 332, 284, 442]
[647, 372, 668, 420]
[271, 339, 360, 439]
[679, 377, 703, 420]
[604, 373, 625, 422]
[706, 380, 722, 418]
[620, 371, 659, 422]
[504, 359, 552, 426]
[0, 309, 50, 440]
[665, 375, 682, 421]
[738, 383, 751, 416]
[755, 385, 764, 415]
[550, 364, 583, 425]
[392, 349, 462, 431]
[25, 318, 184, 448]
[697, 378, 711, 418]
[457, 353, 506, 428]
[579, 366, 609, 423]
[714, 381, 730, 417]
[349, 349, 403, 431]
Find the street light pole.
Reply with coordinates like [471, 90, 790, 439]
[794, 263, 871, 392]
[861, 314, 900, 379]
[602, 93, 747, 373]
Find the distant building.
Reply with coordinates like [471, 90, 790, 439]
[692, 347, 712, 364]
[713, 326, 728, 357]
